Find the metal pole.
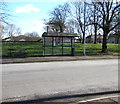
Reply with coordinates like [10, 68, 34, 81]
[43, 37, 45, 56]
[52, 37, 54, 55]
[83, 1, 86, 55]
[62, 37, 63, 55]
[71, 37, 73, 56]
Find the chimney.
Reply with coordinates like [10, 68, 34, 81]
[47, 26, 49, 33]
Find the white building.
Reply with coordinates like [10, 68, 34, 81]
[107, 34, 120, 44]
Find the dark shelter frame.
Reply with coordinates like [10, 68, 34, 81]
[42, 32, 79, 56]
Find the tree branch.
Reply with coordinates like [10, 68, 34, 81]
[109, 22, 119, 32]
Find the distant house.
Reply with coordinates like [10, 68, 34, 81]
[107, 34, 120, 44]
[74, 38, 82, 43]
[86, 34, 103, 43]
[3, 35, 42, 42]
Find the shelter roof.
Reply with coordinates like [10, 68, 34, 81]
[42, 32, 78, 37]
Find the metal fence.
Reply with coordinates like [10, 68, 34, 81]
[2, 41, 43, 58]
[2, 41, 118, 58]
[1, 41, 80, 58]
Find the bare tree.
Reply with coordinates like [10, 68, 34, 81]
[16, 28, 21, 36]
[68, 1, 89, 44]
[0, 2, 10, 24]
[93, 5, 99, 44]
[0, 23, 4, 40]
[87, 2, 101, 44]
[24, 32, 39, 37]
[4, 24, 21, 37]
[46, 3, 69, 33]
[92, 1, 120, 52]
[113, 1, 120, 35]
[0, 2, 11, 39]
[65, 19, 77, 33]
[24, 32, 30, 36]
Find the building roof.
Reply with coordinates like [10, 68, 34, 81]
[86, 34, 103, 39]
[108, 34, 119, 38]
[3, 35, 42, 41]
[42, 32, 78, 37]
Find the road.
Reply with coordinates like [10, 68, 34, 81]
[2, 59, 118, 102]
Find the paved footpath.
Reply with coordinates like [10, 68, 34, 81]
[44, 93, 120, 104]
[2, 93, 120, 104]
[1, 55, 118, 64]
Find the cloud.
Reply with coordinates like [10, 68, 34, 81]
[31, 20, 45, 35]
[18, 20, 45, 36]
[14, 4, 40, 13]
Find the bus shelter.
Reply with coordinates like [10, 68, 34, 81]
[42, 32, 79, 56]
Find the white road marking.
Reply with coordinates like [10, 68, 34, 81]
[70, 95, 119, 104]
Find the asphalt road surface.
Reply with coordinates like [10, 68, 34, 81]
[2, 59, 118, 102]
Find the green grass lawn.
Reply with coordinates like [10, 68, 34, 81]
[1, 42, 119, 57]
[75, 43, 119, 55]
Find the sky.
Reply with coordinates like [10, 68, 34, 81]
[4, 0, 119, 37]
[5, 1, 67, 37]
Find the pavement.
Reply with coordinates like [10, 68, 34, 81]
[2, 93, 120, 104]
[42, 93, 120, 104]
[1, 55, 119, 64]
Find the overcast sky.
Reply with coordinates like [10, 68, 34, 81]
[6, 1, 66, 36]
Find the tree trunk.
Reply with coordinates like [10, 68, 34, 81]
[94, 24, 97, 44]
[59, 25, 63, 33]
[93, 6, 97, 44]
[117, 34, 119, 44]
[82, 33, 85, 44]
[102, 31, 108, 53]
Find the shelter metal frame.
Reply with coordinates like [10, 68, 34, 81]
[42, 35, 79, 56]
